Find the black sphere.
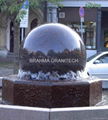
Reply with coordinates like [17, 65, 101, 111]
[20, 23, 86, 74]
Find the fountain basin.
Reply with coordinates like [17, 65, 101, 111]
[2, 23, 102, 108]
[2, 75, 102, 108]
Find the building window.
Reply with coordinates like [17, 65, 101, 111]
[85, 22, 96, 49]
[67, 21, 96, 49]
[58, 7, 97, 50]
[31, 18, 38, 30]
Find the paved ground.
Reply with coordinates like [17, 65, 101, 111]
[0, 60, 19, 77]
[0, 60, 17, 103]
[0, 61, 14, 104]
[0, 67, 13, 77]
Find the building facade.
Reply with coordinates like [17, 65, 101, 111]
[47, 0, 108, 57]
[0, 9, 43, 57]
[1, 0, 108, 58]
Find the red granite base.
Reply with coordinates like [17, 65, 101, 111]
[2, 75, 102, 108]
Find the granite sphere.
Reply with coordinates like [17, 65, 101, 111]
[20, 23, 86, 74]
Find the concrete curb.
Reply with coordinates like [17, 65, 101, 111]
[0, 105, 108, 120]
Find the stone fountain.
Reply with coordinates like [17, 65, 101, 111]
[2, 23, 102, 108]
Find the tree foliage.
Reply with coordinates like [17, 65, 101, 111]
[0, 0, 62, 22]
[85, 2, 101, 8]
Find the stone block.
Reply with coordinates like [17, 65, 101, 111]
[2, 75, 102, 108]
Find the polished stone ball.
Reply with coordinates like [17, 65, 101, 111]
[20, 23, 86, 74]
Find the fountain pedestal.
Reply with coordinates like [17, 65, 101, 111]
[2, 23, 102, 108]
[2, 75, 102, 108]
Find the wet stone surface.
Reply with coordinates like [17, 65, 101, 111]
[20, 23, 86, 78]
[20, 49, 86, 74]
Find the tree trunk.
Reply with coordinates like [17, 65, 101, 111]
[13, 22, 20, 55]
[13, 22, 20, 74]
[0, 13, 9, 52]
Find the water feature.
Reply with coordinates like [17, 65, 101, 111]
[2, 23, 102, 108]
